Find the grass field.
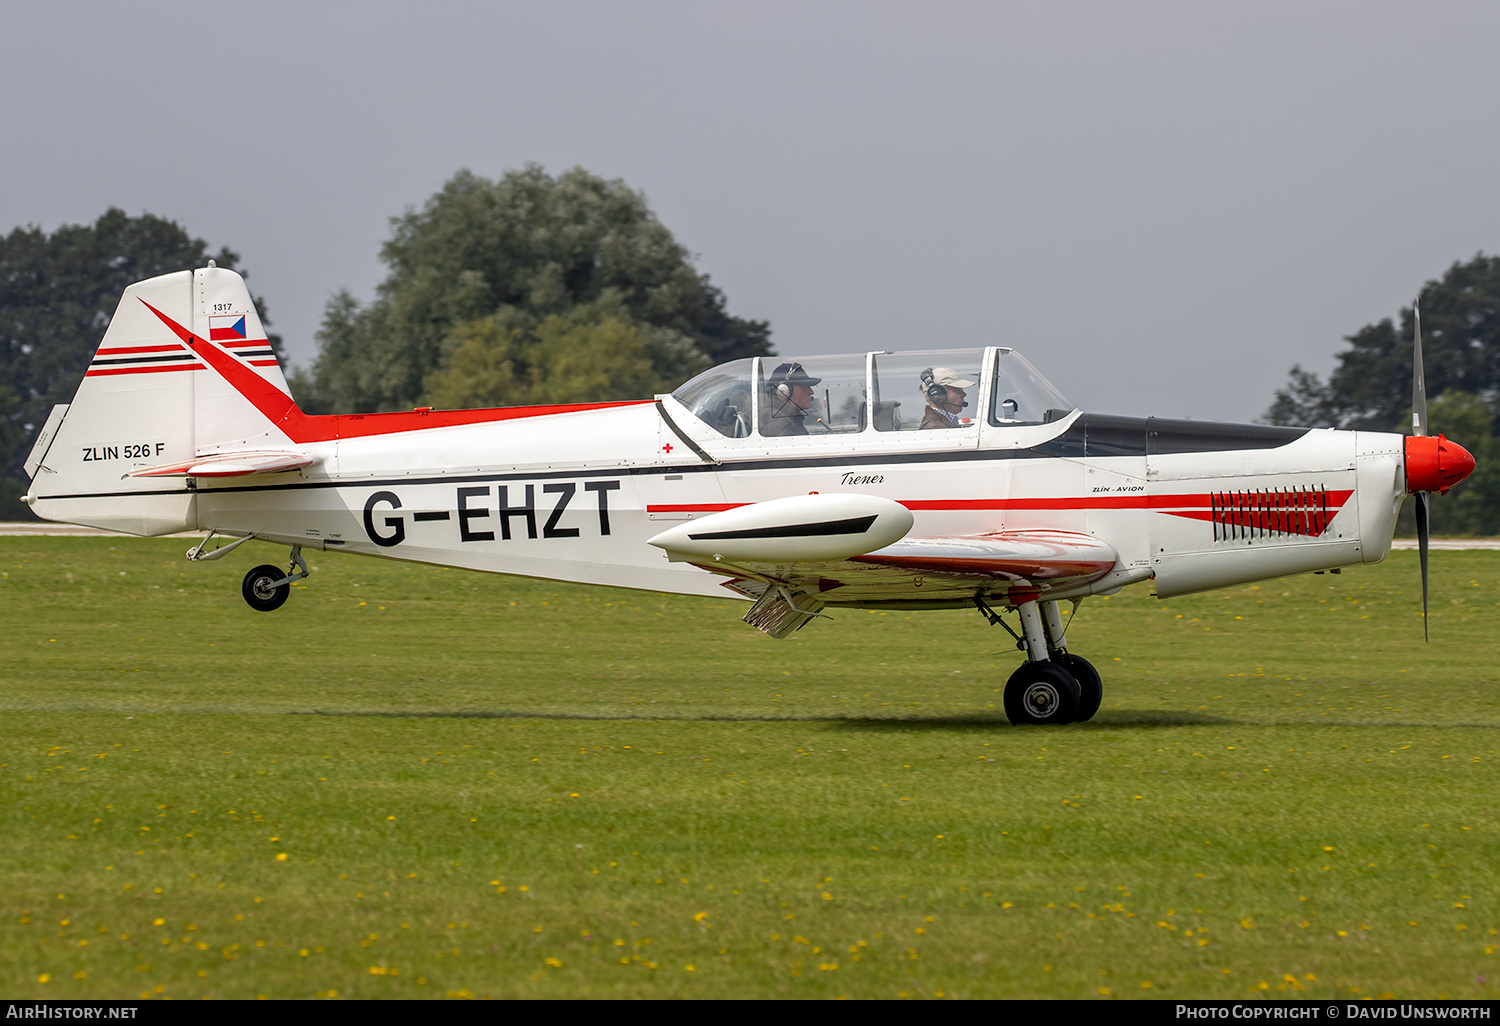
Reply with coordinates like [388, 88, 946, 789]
[2, 536, 1498, 999]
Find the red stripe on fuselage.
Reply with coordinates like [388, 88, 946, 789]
[903, 497, 1143, 511]
[647, 491, 1354, 516]
[138, 300, 654, 442]
[903, 495, 1280, 511]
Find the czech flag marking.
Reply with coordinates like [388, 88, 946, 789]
[209, 314, 247, 341]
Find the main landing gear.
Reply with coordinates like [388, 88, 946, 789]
[975, 594, 1102, 726]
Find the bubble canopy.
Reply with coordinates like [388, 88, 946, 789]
[669, 348, 1073, 438]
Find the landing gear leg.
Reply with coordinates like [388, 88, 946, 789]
[240, 546, 309, 613]
[1016, 599, 1050, 663]
[1041, 600, 1070, 652]
[976, 593, 1085, 725]
[1042, 599, 1102, 722]
[1008, 595, 1080, 725]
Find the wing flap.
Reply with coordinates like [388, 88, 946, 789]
[703, 530, 1121, 609]
[741, 585, 827, 638]
[855, 530, 1118, 581]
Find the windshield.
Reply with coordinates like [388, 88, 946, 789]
[990, 349, 1074, 425]
[671, 358, 755, 437]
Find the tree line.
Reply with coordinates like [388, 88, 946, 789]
[1264, 254, 1500, 535]
[0, 209, 280, 520]
[290, 165, 772, 414]
[0, 166, 772, 520]
[3, 169, 1494, 534]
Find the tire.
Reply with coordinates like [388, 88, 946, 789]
[1054, 654, 1102, 722]
[1003, 661, 1081, 726]
[242, 564, 290, 612]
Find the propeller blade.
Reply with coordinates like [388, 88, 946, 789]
[1412, 302, 1428, 437]
[1416, 490, 1430, 643]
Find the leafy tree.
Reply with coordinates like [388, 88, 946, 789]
[0, 383, 23, 510]
[1392, 391, 1500, 537]
[294, 166, 770, 414]
[1262, 365, 1335, 429]
[0, 209, 278, 520]
[1266, 254, 1500, 431]
[1266, 254, 1500, 536]
[424, 292, 711, 410]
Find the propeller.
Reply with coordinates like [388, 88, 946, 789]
[1404, 301, 1477, 640]
[1413, 305, 1429, 641]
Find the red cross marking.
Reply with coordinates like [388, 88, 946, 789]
[662, 443, 674, 453]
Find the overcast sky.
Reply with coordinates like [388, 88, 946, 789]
[4, 1, 1499, 421]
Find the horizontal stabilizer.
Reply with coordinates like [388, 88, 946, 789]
[124, 450, 315, 479]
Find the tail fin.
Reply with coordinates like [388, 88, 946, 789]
[23, 265, 296, 535]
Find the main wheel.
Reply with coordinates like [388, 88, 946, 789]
[241, 564, 290, 612]
[1054, 653, 1102, 722]
[1003, 661, 1081, 726]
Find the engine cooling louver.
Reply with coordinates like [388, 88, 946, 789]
[1212, 486, 1332, 542]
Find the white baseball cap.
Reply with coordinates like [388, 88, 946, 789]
[932, 367, 975, 388]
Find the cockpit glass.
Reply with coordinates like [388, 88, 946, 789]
[871, 349, 985, 431]
[671, 359, 755, 437]
[673, 348, 1075, 438]
[990, 349, 1074, 425]
[759, 356, 867, 437]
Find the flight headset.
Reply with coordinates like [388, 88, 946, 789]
[772, 362, 802, 401]
[921, 367, 968, 412]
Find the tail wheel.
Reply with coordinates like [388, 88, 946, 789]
[241, 564, 290, 612]
[1054, 654, 1102, 722]
[1003, 661, 1081, 726]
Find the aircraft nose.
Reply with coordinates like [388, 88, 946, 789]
[1405, 433, 1477, 495]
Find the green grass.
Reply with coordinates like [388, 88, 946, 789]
[2, 537, 1498, 999]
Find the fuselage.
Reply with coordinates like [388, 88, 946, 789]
[30, 344, 1406, 608]
[192, 405, 1403, 605]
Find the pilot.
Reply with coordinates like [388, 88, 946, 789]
[762, 362, 821, 436]
[919, 367, 976, 429]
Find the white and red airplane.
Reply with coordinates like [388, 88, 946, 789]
[19, 266, 1477, 724]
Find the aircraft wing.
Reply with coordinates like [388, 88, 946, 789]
[647, 495, 1124, 637]
[124, 450, 316, 479]
[709, 529, 1118, 602]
